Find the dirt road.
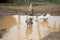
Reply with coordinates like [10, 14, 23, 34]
[0, 5, 60, 16]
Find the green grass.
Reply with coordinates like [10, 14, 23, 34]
[1, 2, 28, 6]
[16, 2, 28, 6]
[45, 0, 60, 4]
[52, 0, 60, 4]
[1, 0, 60, 6]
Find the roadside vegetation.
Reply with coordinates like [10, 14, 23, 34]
[0, 0, 60, 6]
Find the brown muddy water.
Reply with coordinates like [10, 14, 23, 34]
[0, 15, 60, 40]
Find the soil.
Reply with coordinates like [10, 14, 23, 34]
[0, 4, 60, 16]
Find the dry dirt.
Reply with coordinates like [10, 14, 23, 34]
[0, 5, 60, 16]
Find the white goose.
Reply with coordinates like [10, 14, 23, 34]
[39, 14, 51, 19]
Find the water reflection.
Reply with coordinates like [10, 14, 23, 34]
[0, 16, 16, 30]
[0, 15, 60, 40]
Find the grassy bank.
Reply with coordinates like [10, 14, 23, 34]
[0, 1, 60, 6]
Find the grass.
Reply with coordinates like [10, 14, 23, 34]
[0, 2, 55, 6]
[0, 0, 60, 6]
[1, 2, 29, 6]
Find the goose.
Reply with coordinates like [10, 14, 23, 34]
[39, 14, 51, 19]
